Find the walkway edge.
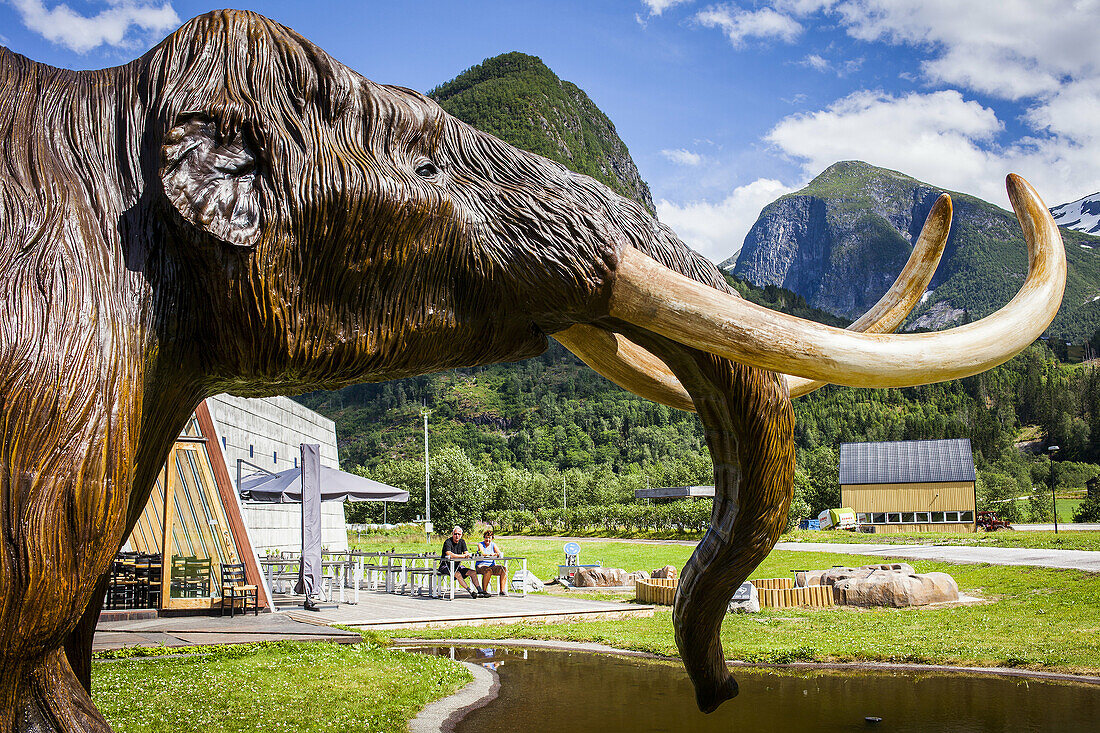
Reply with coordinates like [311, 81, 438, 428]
[394, 638, 1100, 687]
[409, 660, 498, 733]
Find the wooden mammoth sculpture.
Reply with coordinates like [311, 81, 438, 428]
[0, 9, 1064, 730]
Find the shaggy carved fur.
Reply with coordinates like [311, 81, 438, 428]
[0, 11, 789, 730]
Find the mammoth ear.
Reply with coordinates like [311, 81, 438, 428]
[160, 115, 262, 248]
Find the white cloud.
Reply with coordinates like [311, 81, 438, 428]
[801, 53, 829, 71]
[827, 0, 1099, 101]
[641, 0, 694, 16]
[658, 178, 795, 261]
[774, 0, 837, 13]
[12, 0, 180, 53]
[766, 90, 1009, 201]
[661, 148, 704, 165]
[1023, 77, 1100, 146]
[763, 88, 1100, 208]
[695, 4, 803, 47]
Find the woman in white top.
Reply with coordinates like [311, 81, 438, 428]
[475, 528, 508, 596]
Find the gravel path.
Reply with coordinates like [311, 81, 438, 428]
[504, 535, 1100, 572]
[773, 541, 1100, 572]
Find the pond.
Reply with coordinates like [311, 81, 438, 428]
[407, 645, 1100, 733]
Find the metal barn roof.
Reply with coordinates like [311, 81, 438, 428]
[839, 439, 975, 485]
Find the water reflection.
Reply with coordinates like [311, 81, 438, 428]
[407, 646, 1100, 733]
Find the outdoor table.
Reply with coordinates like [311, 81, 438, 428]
[258, 557, 351, 603]
[381, 553, 430, 595]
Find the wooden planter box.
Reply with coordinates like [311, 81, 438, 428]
[635, 576, 835, 609]
[751, 577, 834, 608]
[635, 577, 677, 605]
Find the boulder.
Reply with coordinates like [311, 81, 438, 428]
[651, 565, 678, 580]
[727, 581, 760, 614]
[833, 571, 959, 607]
[510, 569, 544, 593]
[796, 563, 915, 588]
[627, 570, 650, 584]
[573, 567, 632, 587]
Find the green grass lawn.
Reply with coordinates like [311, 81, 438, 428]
[90, 533, 1100, 730]
[91, 639, 470, 733]
[368, 536, 1100, 676]
[1059, 498, 1084, 523]
[782, 528, 1100, 551]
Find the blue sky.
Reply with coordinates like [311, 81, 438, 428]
[2, 1, 1098, 261]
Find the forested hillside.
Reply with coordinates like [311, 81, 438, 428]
[430, 52, 655, 215]
[294, 55, 1100, 533]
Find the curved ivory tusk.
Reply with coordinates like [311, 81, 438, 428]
[609, 175, 1064, 389]
[788, 192, 952, 396]
[555, 325, 696, 411]
[558, 193, 954, 404]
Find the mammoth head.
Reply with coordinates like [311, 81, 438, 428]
[146, 11, 743, 391]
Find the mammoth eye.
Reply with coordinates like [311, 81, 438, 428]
[415, 161, 440, 178]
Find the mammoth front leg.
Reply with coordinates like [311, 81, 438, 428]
[624, 331, 795, 713]
[0, 470, 124, 733]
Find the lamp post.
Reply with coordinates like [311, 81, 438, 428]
[1048, 445, 1059, 534]
[423, 408, 432, 545]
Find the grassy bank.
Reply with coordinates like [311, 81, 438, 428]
[91, 638, 469, 733]
[385, 543, 1100, 676]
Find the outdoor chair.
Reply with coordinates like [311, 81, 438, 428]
[404, 562, 438, 597]
[107, 558, 138, 609]
[359, 554, 390, 590]
[171, 556, 211, 598]
[144, 554, 163, 609]
[220, 562, 258, 617]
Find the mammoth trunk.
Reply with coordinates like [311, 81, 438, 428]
[629, 332, 795, 713]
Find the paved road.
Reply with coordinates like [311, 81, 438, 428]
[1013, 523, 1100, 531]
[507, 535, 1100, 573]
[773, 542, 1100, 573]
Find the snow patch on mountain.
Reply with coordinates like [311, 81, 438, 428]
[1051, 192, 1100, 235]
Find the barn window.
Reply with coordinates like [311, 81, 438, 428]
[931, 512, 945, 523]
[901, 512, 915, 523]
[915, 512, 930, 523]
[945, 511, 959, 522]
[887, 513, 901, 523]
[960, 511, 974, 522]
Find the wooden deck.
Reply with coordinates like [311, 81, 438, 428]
[93, 611, 361, 651]
[93, 591, 654, 651]
[275, 588, 654, 630]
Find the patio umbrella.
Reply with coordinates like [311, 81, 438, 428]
[239, 464, 410, 503]
[295, 444, 322, 599]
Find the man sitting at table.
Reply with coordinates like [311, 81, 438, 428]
[438, 526, 489, 598]
[475, 527, 508, 596]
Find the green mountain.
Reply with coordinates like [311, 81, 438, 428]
[731, 161, 1100, 342]
[430, 52, 655, 215]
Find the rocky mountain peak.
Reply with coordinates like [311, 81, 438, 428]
[730, 161, 1100, 339]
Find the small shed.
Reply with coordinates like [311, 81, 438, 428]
[840, 439, 976, 533]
